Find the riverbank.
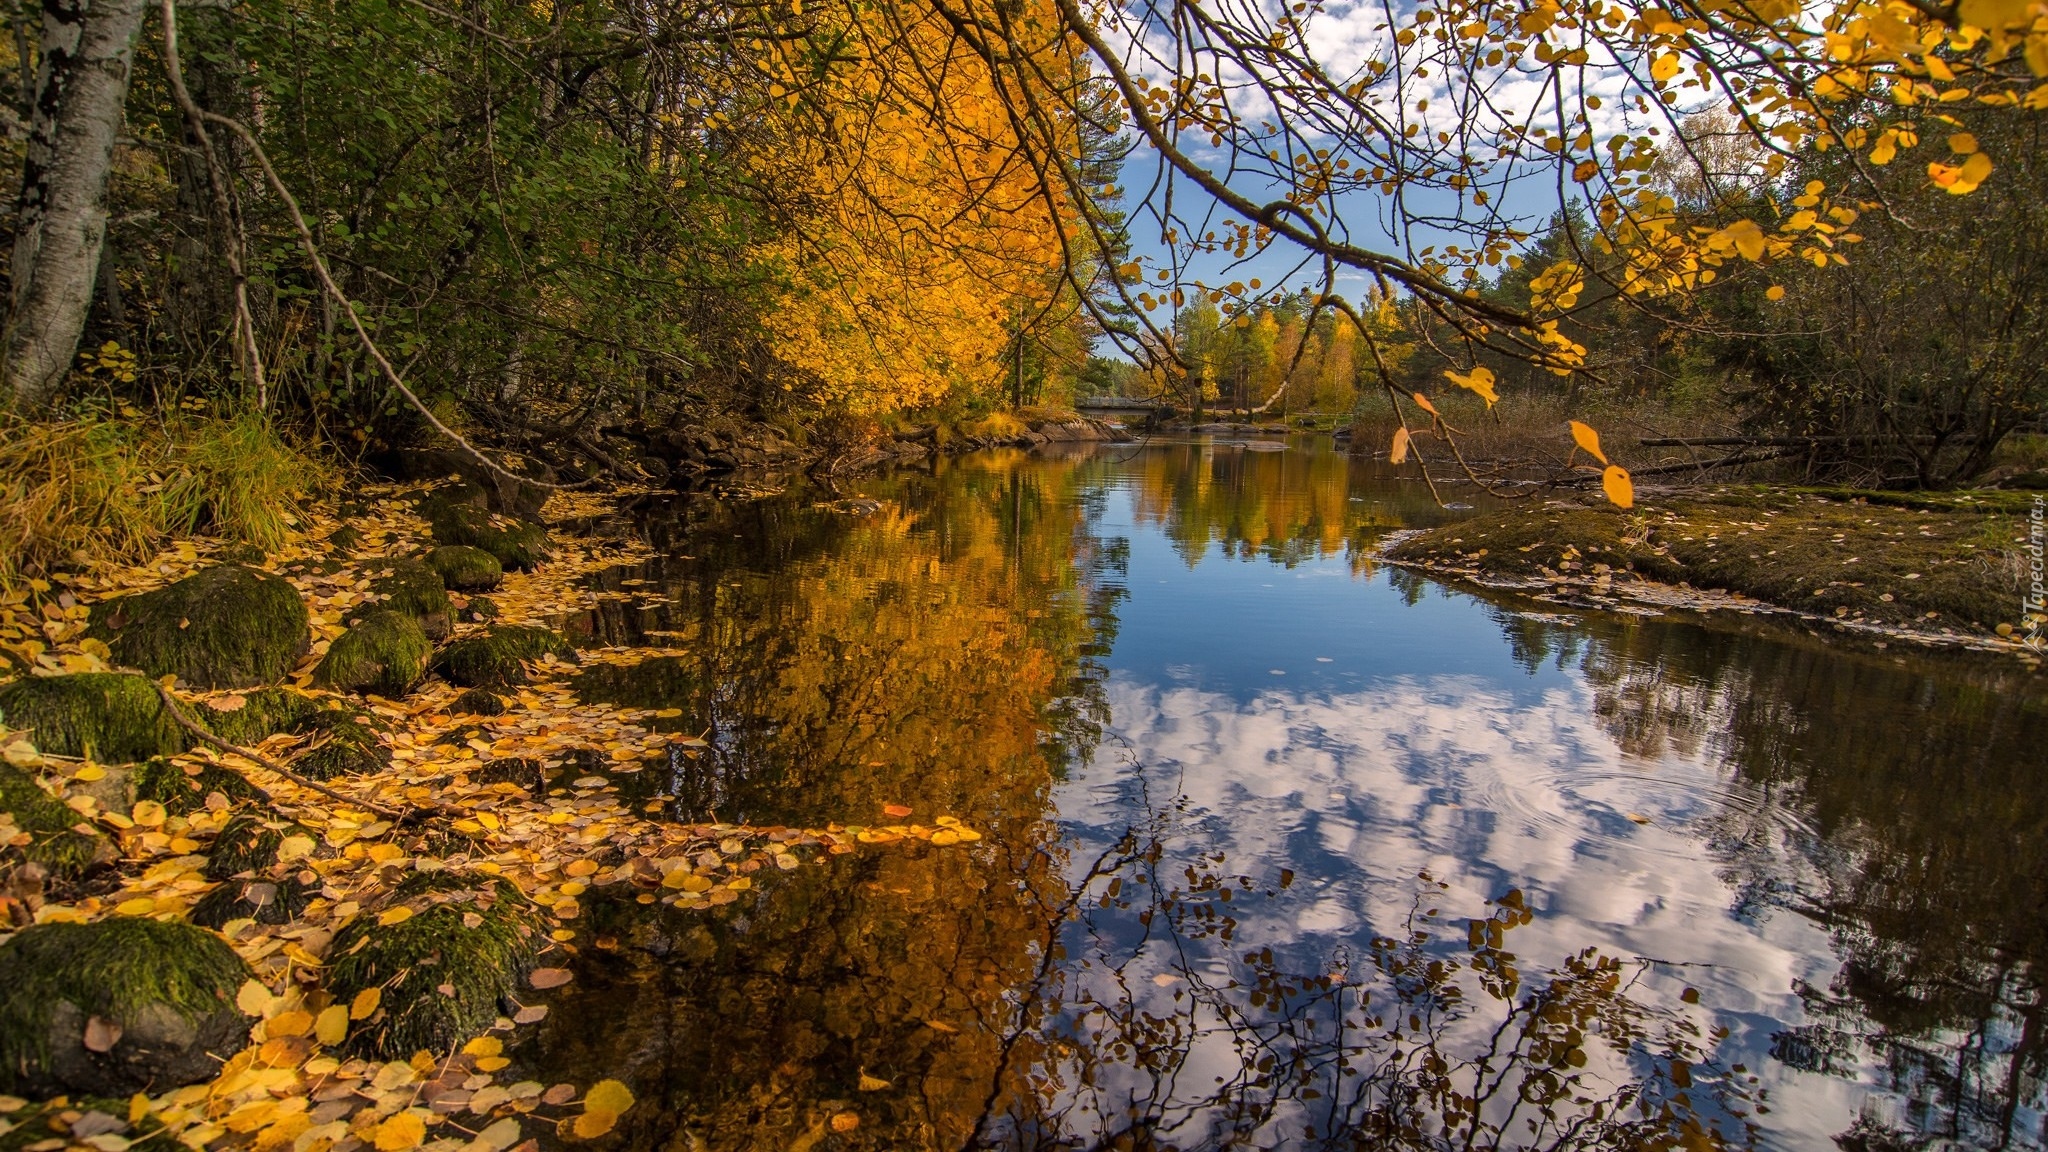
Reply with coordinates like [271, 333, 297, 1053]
[1382, 484, 2041, 663]
[0, 474, 985, 1149]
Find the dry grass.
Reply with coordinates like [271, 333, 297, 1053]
[0, 411, 328, 590]
[1349, 390, 1745, 482]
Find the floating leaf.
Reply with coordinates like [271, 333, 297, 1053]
[881, 803, 913, 818]
[585, 1080, 634, 1115]
[476, 1118, 523, 1151]
[529, 967, 573, 989]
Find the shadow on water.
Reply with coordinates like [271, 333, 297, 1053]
[520, 437, 2048, 1151]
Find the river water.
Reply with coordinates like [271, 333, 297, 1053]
[528, 435, 2048, 1151]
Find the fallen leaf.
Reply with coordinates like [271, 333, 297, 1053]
[315, 1005, 349, 1045]
[857, 1071, 891, 1092]
[881, 803, 913, 818]
[350, 987, 383, 1020]
[372, 1111, 426, 1152]
[584, 1080, 634, 1116]
[83, 1015, 123, 1052]
[830, 1112, 860, 1133]
[529, 967, 573, 989]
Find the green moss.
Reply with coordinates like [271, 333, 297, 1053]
[202, 687, 318, 747]
[0, 918, 251, 1093]
[435, 626, 578, 689]
[315, 611, 432, 698]
[326, 526, 365, 555]
[350, 559, 451, 641]
[463, 596, 501, 623]
[203, 812, 294, 880]
[132, 757, 262, 816]
[450, 687, 506, 716]
[0, 673, 190, 764]
[0, 764, 114, 880]
[425, 546, 503, 593]
[290, 709, 390, 781]
[327, 872, 545, 1060]
[425, 503, 552, 571]
[84, 565, 311, 689]
[191, 813, 313, 928]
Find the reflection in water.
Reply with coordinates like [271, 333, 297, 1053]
[524, 438, 2048, 1150]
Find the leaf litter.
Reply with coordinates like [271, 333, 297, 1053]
[0, 481, 987, 1150]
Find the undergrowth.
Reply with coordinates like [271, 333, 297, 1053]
[0, 410, 328, 590]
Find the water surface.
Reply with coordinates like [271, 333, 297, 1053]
[533, 437, 2048, 1151]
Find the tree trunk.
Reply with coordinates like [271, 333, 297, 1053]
[3, 0, 148, 409]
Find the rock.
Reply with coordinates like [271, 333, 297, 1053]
[0, 917, 252, 1096]
[424, 546, 503, 593]
[201, 686, 319, 746]
[374, 452, 551, 520]
[450, 687, 506, 716]
[327, 871, 546, 1059]
[462, 596, 501, 623]
[419, 492, 552, 571]
[132, 757, 262, 816]
[435, 626, 578, 689]
[315, 611, 433, 698]
[189, 813, 315, 928]
[0, 763, 116, 881]
[85, 565, 311, 689]
[326, 526, 365, 555]
[350, 558, 452, 641]
[290, 708, 390, 780]
[0, 673, 191, 764]
[471, 758, 546, 791]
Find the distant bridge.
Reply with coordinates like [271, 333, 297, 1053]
[1076, 396, 1178, 419]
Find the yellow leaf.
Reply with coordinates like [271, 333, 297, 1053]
[266, 1010, 313, 1038]
[1949, 132, 1980, 154]
[131, 800, 167, 828]
[315, 1005, 349, 1046]
[858, 1071, 892, 1091]
[372, 1112, 425, 1152]
[585, 1080, 634, 1115]
[1443, 366, 1498, 407]
[2, 740, 39, 767]
[1410, 391, 1437, 416]
[1650, 51, 1682, 81]
[1959, 0, 2032, 28]
[377, 906, 414, 927]
[350, 988, 382, 1020]
[1719, 219, 1767, 261]
[1389, 428, 1411, 466]
[463, 1036, 504, 1058]
[1571, 159, 1598, 183]
[115, 897, 156, 915]
[1568, 420, 1606, 464]
[1602, 466, 1636, 509]
[74, 765, 106, 782]
[238, 980, 275, 1017]
[572, 1111, 618, 1139]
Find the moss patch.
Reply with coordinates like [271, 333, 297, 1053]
[425, 546, 503, 593]
[449, 687, 506, 716]
[290, 709, 390, 781]
[85, 565, 310, 689]
[423, 501, 552, 571]
[0, 917, 252, 1095]
[327, 871, 546, 1060]
[132, 757, 262, 816]
[0, 673, 190, 764]
[0, 764, 115, 880]
[200, 687, 318, 747]
[315, 611, 432, 698]
[462, 596, 500, 623]
[1385, 486, 2026, 633]
[435, 626, 578, 689]
[349, 559, 451, 641]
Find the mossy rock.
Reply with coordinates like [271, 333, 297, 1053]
[290, 708, 390, 781]
[200, 687, 319, 747]
[424, 502, 552, 571]
[191, 813, 315, 928]
[327, 872, 546, 1060]
[0, 764, 116, 881]
[0, 918, 252, 1096]
[462, 596, 501, 623]
[450, 687, 506, 716]
[424, 546, 503, 593]
[0, 673, 190, 764]
[435, 626, 578, 689]
[326, 526, 365, 555]
[202, 812, 302, 881]
[315, 611, 432, 698]
[216, 543, 266, 565]
[349, 559, 452, 641]
[84, 565, 310, 689]
[470, 758, 546, 791]
[132, 757, 262, 816]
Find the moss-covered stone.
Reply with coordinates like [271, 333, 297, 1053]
[327, 872, 546, 1060]
[450, 687, 506, 716]
[424, 546, 503, 593]
[190, 813, 314, 928]
[85, 565, 311, 689]
[424, 502, 552, 571]
[0, 764, 116, 880]
[349, 559, 452, 641]
[0, 918, 252, 1096]
[463, 596, 501, 623]
[131, 757, 262, 816]
[470, 758, 546, 791]
[435, 626, 578, 689]
[200, 687, 318, 747]
[216, 543, 266, 565]
[290, 708, 390, 780]
[326, 526, 365, 555]
[0, 673, 190, 764]
[315, 611, 432, 698]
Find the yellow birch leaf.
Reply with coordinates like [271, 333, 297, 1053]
[1443, 366, 1498, 406]
[585, 1080, 634, 1115]
[315, 1005, 349, 1046]
[372, 1112, 425, 1152]
[1410, 392, 1437, 416]
[1389, 428, 1411, 466]
[377, 906, 413, 927]
[237, 980, 275, 1017]
[1603, 466, 1636, 509]
[350, 988, 382, 1020]
[1568, 420, 1606, 464]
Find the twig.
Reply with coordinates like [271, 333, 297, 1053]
[148, 678, 406, 821]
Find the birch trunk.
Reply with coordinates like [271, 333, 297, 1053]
[3, 0, 148, 409]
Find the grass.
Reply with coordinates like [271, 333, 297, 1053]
[0, 410, 327, 591]
[1386, 484, 2029, 632]
[1348, 390, 1746, 482]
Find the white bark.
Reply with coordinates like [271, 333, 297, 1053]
[3, 0, 148, 409]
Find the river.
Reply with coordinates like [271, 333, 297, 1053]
[523, 435, 2048, 1151]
